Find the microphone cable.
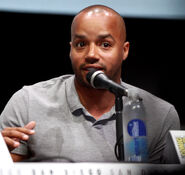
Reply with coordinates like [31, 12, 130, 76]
[114, 134, 124, 161]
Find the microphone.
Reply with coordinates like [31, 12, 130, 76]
[86, 69, 141, 101]
[86, 69, 128, 97]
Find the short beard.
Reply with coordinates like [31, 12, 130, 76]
[75, 73, 92, 88]
[72, 65, 92, 89]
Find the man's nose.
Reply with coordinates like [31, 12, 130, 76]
[85, 43, 99, 63]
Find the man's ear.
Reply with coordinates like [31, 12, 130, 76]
[122, 41, 130, 61]
[69, 41, 72, 59]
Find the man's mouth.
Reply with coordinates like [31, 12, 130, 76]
[82, 66, 104, 72]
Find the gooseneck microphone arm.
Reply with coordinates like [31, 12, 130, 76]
[86, 69, 125, 161]
[115, 95, 124, 161]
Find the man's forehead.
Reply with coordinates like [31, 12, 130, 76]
[72, 9, 121, 31]
[73, 33, 115, 41]
[71, 5, 126, 42]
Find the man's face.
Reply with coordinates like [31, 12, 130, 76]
[70, 12, 129, 87]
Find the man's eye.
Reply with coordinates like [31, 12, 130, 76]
[101, 42, 111, 48]
[76, 41, 85, 47]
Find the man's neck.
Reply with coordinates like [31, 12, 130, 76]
[75, 79, 115, 120]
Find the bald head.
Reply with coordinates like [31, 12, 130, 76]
[71, 5, 127, 42]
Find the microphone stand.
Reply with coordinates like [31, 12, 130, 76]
[115, 95, 124, 161]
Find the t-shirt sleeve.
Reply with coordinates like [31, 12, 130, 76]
[0, 88, 29, 156]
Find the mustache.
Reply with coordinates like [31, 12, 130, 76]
[79, 63, 107, 71]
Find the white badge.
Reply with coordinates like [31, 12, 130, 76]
[170, 130, 185, 164]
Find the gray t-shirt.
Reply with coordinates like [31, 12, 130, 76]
[0, 75, 180, 163]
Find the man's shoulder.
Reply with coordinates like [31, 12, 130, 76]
[123, 82, 174, 110]
[23, 74, 74, 91]
[30, 74, 73, 87]
[12, 74, 75, 100]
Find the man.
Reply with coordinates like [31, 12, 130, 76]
[0, 5, 180, 163]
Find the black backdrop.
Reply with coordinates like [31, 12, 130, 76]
[0, 12, 185, 128]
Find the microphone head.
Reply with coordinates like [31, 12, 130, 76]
[86, 68, 97, 85]
[86, 68, 104, 88]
